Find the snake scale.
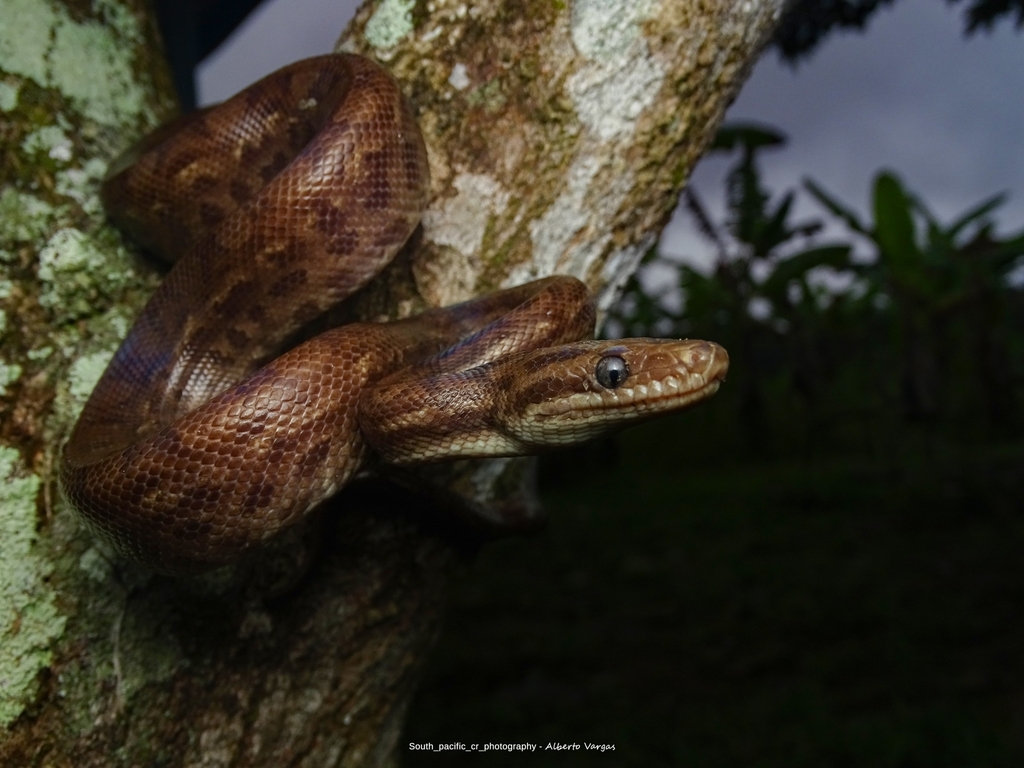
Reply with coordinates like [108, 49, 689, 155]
[59, 54, 729, 574]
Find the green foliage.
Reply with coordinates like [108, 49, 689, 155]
[806, 171, 1024, 426]
[773, 1, 897, 62]
[773, 0, 1024, 62]
[610, 123, 1024, 459]
[954, 0, 1024, 33]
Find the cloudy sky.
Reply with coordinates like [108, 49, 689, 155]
[197, 0, 1024, 274]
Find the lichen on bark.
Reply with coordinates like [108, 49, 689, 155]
[0, 0, 173, 740]
[0, 446, 62, 728]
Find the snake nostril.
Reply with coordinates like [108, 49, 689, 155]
[684, 342, 713, 373]
[685, 341, 729, 381]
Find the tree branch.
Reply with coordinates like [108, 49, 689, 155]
[0, 0, 782, 763]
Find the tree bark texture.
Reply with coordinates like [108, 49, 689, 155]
[0, 0, 782, 764]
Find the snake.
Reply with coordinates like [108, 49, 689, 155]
[59, 54, 729, 574]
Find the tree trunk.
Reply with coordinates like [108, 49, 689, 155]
[0, 0, 782, 763]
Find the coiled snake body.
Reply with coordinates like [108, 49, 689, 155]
[60, 54, 728, 573]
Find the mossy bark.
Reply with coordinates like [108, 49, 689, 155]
[0, 0, 782, 764]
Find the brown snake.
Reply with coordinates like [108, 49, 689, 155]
[59, 54, 729, 574]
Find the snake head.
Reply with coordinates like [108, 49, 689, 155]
[497, 338, 729, 449]
[360, 337, 728, 465]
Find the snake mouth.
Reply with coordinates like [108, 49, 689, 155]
[530, 374, 724, 421]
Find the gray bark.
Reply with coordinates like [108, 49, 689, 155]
[0, 0, 783, 764]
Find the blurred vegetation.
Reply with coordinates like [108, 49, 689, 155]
[609, 123, 1024, 462]
[404, 124, 1024, 766]
[774, 0, 1024, 62]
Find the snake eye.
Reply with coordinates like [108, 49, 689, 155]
[595, 355, 628, 389]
